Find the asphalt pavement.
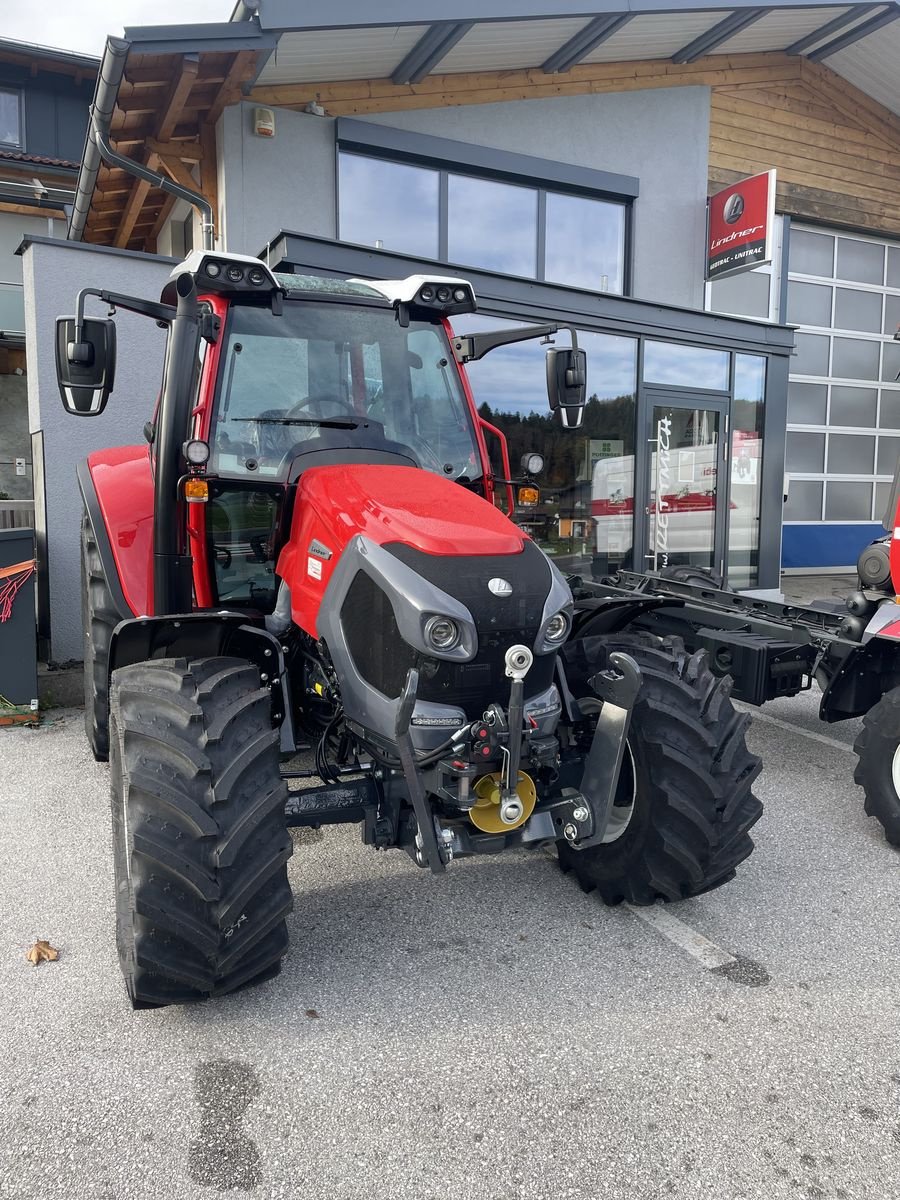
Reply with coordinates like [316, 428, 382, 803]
[0, 689, 898, 1200]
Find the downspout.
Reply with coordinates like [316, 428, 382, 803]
[68, 35, 215, 250]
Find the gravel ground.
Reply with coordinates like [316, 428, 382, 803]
[0, 691, 898, 1200]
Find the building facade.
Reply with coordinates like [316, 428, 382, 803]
[20, 2, 900, 656]
[0, 38, 95, 523]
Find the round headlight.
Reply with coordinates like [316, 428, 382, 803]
[248, 267, 267, 286]
[425, 616, 460, 652]
[226, 264, 244, 283]
[436, 286, 452, 303]
[522, 453, 544, 475]
[544, 611, 570, 643]
[419, 285, 436, 303]
[183, 439, 210, 466]
[205, 262, 221, 278]
[453, 288, 468, 303]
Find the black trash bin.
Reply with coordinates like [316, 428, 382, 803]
[0, 527, 38, 717]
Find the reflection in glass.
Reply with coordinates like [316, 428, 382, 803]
[789, 229, 834, 277]
[784, 479, 823, 522]
[448, 175, 537, 277]
[544, 192, 625, 293]
[643, 341, 729, 391]
[709, 269, 770, 319]
[452, 315, 637, 577]
[648, 404, 719, 573]
[729, 354, 765, 588]
[338, 153, 439, 258]
[825, 481, 872, 520]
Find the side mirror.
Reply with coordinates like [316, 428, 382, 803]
[546, 346, 587, 429]
[56, 316, 116, 416]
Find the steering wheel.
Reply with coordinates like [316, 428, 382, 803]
[286, 393, 358, 420]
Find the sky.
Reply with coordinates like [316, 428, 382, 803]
[1, 1, 233, 59]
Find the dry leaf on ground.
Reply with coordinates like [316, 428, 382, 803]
[25, 940, 59, 966]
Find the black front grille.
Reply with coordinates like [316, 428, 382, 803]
[341, 570, 416, 699]
[386, 540, 557, 718]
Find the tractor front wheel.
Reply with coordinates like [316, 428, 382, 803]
[82, 513, 118, 761]
[853, 689, 900, 846]
[557, 631, 763, 904]
[109, 656, 293, 1007]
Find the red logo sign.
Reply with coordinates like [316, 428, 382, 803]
[706, 170, 776, 281]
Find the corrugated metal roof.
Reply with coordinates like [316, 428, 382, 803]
[581, 12, 723, 63]
[715, 6, 853, 53]
[257, 26, 428, 85]
[438, 17, 591, 73]
[827, 20, 900, 116]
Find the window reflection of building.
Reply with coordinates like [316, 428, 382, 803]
[451, 314, 636, 577]
[338, 151, 629, 295]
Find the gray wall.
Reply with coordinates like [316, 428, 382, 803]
[21, 239, 172, 662]
[219, 87, 710, 308]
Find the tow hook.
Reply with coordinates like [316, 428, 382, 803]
[569, 651, 642, 849]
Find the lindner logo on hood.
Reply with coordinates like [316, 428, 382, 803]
[488, 578, 513, 597]
[723, 192, 745, 224]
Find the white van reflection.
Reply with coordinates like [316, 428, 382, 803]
[590, 430, 760, 576]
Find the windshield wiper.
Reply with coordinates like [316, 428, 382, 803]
[231, 416, 359, 429]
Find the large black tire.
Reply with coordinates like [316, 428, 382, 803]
[557, 631, 762, 904]
[82, 513, 118, 762]
[853, 690, 900, 846]
[109, 657, 293, 1008]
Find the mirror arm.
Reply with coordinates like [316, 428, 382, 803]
[75, 287, 175, 339]
[451, 323, 559, 363]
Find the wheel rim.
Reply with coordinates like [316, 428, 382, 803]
[601, 741, 637, 844]
[891, 742, 900, 800]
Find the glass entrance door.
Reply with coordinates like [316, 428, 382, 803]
[643, 394, 728, 575]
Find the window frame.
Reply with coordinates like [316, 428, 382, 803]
[0, 87, 23, 150]
[335, 118, 636, 296]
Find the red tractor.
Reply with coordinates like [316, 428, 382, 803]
[57, 251, 761, 1008]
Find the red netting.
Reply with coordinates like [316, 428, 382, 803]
[0, 559, 36, 624]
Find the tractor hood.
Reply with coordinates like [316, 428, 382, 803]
[291, 464, 525, 558]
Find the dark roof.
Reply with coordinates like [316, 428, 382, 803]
[0, 36, 100, 72]
[0, 149, 80, 171]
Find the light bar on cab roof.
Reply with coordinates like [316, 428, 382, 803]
[352, 274, 477, 316]
[164, 251, 282, 303]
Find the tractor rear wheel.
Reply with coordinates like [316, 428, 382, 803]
[853, 689, 900, 846]
[109, 656, 293, 1008]
[82, 513, 118, 762]
[557, 631, 762, 904]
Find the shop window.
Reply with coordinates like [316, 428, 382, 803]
[793, 332, 830, 377]
[452, 313, 637, 578]
[544, 191, 625, 293]
[825, 480, 872, 521]
[784, 479, 823, 522]
[790, 229, 833, 277]
[0, 90, 21, 148]
[788, 281, 831, 328]
[786, 431, 825, 473]
[448, 175, 537, 277]
[832, 337, 879, 382]
[836, 237, 884, 286]
[338, 154, 439, 258]
[788, 382, 827, 425]
[827, 433, 874, 475]
[642, 341, 729, 391]
[888, 247, 900, 290]
[834, 288, 882, 335]
[830, 385, 877, 428]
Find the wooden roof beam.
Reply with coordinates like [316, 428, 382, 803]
[158, 54, 200, 141]
[206, 50, 257, 127]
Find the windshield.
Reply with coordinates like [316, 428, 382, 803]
[209, 300, 481, 483]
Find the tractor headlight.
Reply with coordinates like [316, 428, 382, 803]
[425, 615, 461, 652]
[543, 611, 570, 643]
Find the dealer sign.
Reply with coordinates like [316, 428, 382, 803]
[706, 170, 776, 281]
